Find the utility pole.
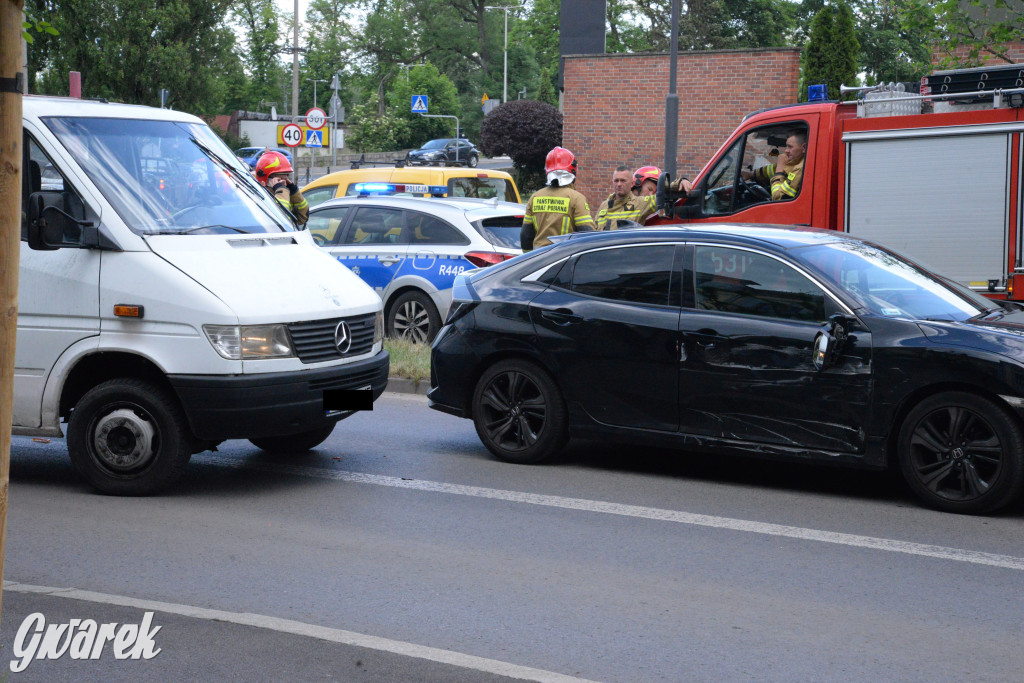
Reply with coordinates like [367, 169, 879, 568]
[291, 0, 299, 123]
[485, 4, 524, 103]
[663, 0, 679, 180]
[1, 0, 27, 626]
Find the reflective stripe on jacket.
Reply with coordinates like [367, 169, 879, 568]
[595, 193, 657, 230]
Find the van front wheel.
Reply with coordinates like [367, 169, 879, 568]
[67, 378, 193, 495]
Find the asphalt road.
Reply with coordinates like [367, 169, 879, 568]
[3, 392, 1023, 681]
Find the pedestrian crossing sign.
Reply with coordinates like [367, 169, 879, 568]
[306, 129, 323, 147]
[411, 95, 429, 113]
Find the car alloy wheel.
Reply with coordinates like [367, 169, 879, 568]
[898, 392, 1024, 513]
[471, 360, 567, 464]
[387, 291, 441, 344]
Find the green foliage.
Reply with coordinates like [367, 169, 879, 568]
[26, 0, 240, 116]
[802, 2, 860, 101]
[231, 0, 287, 112]
[479, 99, 562, 175]
[387, 64, 462, 148]
[22, 11, 58, 44]
[853, 0, 930, 84]
[901, 0, 1024, 67]
[347, 95, 411, 152]
[536, 67, 557, 106]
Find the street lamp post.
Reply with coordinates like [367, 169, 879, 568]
[485, 3, 524, 103]
[308, 78, 328, 109]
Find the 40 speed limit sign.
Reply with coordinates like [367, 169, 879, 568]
[281, 123, 303, 147]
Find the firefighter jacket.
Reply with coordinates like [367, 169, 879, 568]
[595, 192, 657, 231]
[273, 181, 309, 226]
[521, 184, 594, 251]
[752, 158, 804, 201]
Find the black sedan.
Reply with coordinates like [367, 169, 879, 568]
[428, 225, 1024, 514]
[406, 138, 479, 167]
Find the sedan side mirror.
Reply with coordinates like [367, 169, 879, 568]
[813, 314, 853, 371]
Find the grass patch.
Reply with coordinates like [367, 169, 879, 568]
[384, 338, 431, 381]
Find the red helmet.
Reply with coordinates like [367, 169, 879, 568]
[633, 165, 661, 190]
[254, 151, 293, 185]
[545, 146, 578, 175]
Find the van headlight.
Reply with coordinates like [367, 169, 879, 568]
[204, 324, 294, 359]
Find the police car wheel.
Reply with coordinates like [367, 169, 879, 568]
[387, 291, 441, 344]
[471, 359, 568, 464]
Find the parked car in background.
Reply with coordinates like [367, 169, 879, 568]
[301, 166, 521, 208]
[406, 138, 479, 167]
[235, 146, 292, 170]
[429, 224, 1024, 515]
[307, 195, 524, 343]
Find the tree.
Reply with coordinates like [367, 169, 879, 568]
[479, 99, 561, 175]
[802, 3, 860, 101]
[388, 64, 462, 149]
[231, 0, 287, 112]
[26, 0, 239, 114]
[902, 0, 1024, 67]
[347, 94, 410, 152]
[852, 0, 930, 85]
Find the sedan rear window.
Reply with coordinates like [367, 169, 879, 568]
[473, 215, 524, 249]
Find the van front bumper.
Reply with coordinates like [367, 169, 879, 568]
[169, 350, 389, 441]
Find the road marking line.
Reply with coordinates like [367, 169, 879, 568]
[198, 454, 1024, 572]
[3, 581, 598, 683]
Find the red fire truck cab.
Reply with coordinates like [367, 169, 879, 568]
[658, 68, 1024, 299]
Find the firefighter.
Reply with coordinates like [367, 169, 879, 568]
[595, 165, 658, 231]
[254, 150, 309, 226]
[633, 165, 662, 197]
[742, 130, 806, 201]
[521, 147, 594, 251]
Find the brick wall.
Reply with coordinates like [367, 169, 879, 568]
[932, 42, 1024, 66]
[562, 48, 801, 210]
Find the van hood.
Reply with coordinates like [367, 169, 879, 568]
[145, 232, 380, 324]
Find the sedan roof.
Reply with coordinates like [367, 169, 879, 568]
[549, 224, 852, 252]
[314, 194, 525, 219]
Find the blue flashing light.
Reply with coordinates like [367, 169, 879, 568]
[354, 182, 393, 193]
[808, 84, 828, 102]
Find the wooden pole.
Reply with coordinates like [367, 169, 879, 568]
[0, 0, 26, 628]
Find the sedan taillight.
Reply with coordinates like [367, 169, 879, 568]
[465, 251, 515, 268]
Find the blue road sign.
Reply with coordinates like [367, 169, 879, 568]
[305, 129, 323, 147]
[411, 95, 429, 113]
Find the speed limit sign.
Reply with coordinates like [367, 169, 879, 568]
[305, 107, 327, 130]
[281, 123, 303, 147]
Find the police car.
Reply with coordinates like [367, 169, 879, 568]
[306, 188, 524, 342]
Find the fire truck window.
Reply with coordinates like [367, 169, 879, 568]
[704, 123, 809, 216]
[702, 141, 741, 217]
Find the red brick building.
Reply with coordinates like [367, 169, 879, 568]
[562, 48, 801, 210]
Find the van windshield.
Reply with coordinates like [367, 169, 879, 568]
[43, 117, 294, 235]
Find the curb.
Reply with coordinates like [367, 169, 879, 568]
[385, 377, 430, 396]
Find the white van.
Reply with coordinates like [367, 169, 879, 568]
[14, 96, 389, 494]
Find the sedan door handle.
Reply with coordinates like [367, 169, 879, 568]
[377, 256, 401, 266]
[540, 308, 582, 326]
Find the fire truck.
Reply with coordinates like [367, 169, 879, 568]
[657, 64, 1024, 299]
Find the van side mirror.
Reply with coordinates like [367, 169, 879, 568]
[27, 192, 92, 250]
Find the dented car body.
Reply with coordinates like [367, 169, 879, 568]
[428, 225, 1024, 514]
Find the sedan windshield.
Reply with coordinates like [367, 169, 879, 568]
[798, 240, 989, 321]
[421, 139, 447, 150]
[43, 117, 294, 235]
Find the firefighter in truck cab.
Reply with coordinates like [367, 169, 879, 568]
[741, 130, 807, 201]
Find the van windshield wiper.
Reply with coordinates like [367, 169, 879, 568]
[146, 225, 251, 235]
